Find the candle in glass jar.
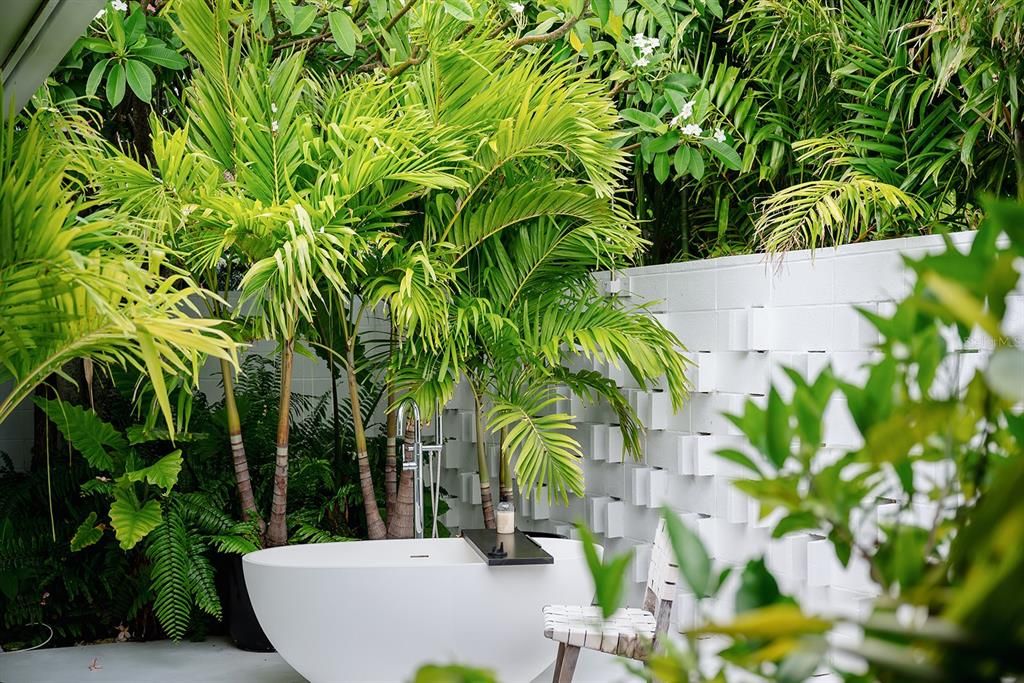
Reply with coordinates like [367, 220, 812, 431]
[496, 499, 515, 534]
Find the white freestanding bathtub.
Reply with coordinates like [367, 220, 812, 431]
[243, 536, 595, 682]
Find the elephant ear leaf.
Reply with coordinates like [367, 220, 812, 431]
[109, 492, 164, 549]
[125, 450, 183, 493]
[70, 511, 105, 551]
[33, 398, 128, 471]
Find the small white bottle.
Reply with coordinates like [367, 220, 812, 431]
[496, 498, 515, 534]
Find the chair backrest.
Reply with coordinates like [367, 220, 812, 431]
[642, 518, 680, 640]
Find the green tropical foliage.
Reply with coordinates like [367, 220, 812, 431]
[0, 99, 238, 432]
[559, 200, 1024, 682]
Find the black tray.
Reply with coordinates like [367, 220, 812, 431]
[461, 528, 555, 566]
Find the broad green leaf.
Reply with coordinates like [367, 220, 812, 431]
[134, 45, 188, 69]
[110, 494, 163, 550]
[772, 511, 819, 538]
[71, 512, 104, 551]
[653, 153, 670, 183]
[703, 0, 723, 19]
[674, 145, 693, 177]
[701, 604, 832, 638]
[735, 558, 786, 613]
[290, 5, 317, 34]
[86, 58, 109, 97]
[33, 398, 127, 471]
[715, 448, 762, 476]
[106, 62, 126, 106]
[329, 11, 360, 56]
[253, 0, 269, 25]
[274, 0, 295, 22]
[578, 524, 633, 618]
[662, 508, 712, 597]
[647, 131, 680, 154]
[620, 108, 662, 132]
[592, 0, 611, 24]
[124, 59, 154, 102]
[764, 387, 791, 468]
[700, 137, 741, 170]
[443, 0, 474, 21]
[125, 450, 183, 492]
[689, 150, 704, 181]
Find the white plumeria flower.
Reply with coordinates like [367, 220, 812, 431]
[713, 128, 726, 143]
[631, 33, 647, 47]
[681, 123, 703, 136]
[94, 8, 106, 20]
[271, 120, 279, 133]
[111, 0, 128, 11]
[509, 2, 525, 13]
[669, 113, 683, 128]
[271, 103, 278, 113]
[680, 99, 694, 119]
[634, 56, 649, 68]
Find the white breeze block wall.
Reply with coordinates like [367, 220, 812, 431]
[437, 230, 1024, 659]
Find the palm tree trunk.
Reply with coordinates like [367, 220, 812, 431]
[347, 342, 387, 540]
[221, 358, 264, 532]
[266, 339, 294, 547]
[387, 416, 416, 538]
[473, 389, 496, 529]
[384, 325, 398, 519]
[498, 425, 513, 502]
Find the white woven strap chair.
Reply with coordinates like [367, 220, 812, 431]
[542, 519, 680, 683]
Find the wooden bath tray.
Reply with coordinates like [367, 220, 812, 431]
[461, 529, 555, 566]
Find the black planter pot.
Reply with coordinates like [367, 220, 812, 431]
[223, 554, 275, 652]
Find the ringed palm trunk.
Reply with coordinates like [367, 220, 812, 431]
[387, 416, 416, 538]
[221, 358, 263, 531]
[384, 324, 399, 519]
[498, 425, 513, 503]
[473, 389, 496, 529]
[266, 339, 294, 547]
[347, 342, 388, 540]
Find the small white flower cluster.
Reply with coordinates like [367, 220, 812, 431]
[509, 2, 525, 14]
[631, 33, 660, 68]
[666, 98, 729, 143]
[631, 33, 660, 55]
[95, 0, 128, 19]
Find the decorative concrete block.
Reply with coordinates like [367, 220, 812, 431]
[605, 500, 625, 538]
[628, 466, 651, 506]
[587, 496, 611, 533]
[460, 472, 481, 505]
[771, 258, 834, 307]
[589, 424, 609, 461]
[832, 304, 880, 351]
[648, 391, 669, 431]
[656, 311, 718, 351]
[719, 309, 751, 352]
[716, 263, 771, 308]
[533, 490, 551, 520]
[713, 351, 770, 395]
[607, 425, 624, 464]
[647, 468, 669, 509]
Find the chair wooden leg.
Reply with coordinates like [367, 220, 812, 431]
[555, 645, 580, 683]
[551, 642, 566, 683]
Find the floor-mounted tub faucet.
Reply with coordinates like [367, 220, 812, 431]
[396, 398, 445, 538]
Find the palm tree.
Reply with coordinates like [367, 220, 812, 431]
[0, 104, 238, 432]
[387, 15, 692, 521]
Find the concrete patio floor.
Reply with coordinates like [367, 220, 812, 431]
[0, 636, 626, 682]
[0, 637, 304, 683]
